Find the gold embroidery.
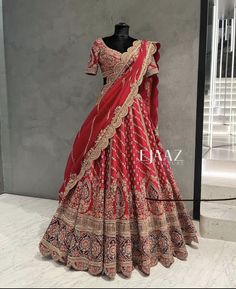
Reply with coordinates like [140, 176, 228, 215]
[96, 39, 142, 105]
[60, 41, 158, 200]
[82, 113, 97, 156]
[45, 204, 194, 235]
[134, 93, 142, 99]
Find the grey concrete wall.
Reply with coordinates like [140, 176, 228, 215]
[2, 0, 200, 210]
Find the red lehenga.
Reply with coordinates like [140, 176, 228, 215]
[38, 38, 198, 279]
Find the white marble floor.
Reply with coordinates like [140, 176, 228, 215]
[0, 193, 236, 288]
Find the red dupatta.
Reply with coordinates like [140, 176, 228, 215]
[139, 43, 160, 132]
[59, 39, 161, 203]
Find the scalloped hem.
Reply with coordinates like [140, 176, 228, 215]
[39, 236, 198, 280]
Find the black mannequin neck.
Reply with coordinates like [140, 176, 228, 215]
[113, 23, 129, 38]
[102, 23, 136, 49]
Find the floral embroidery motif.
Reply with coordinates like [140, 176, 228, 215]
[85, 38, 142, 83]
[60, 41, 158, 202]
[39, 38, 198, 280]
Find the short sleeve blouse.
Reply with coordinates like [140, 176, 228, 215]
[85, 38, 159, 78]
[85, 40, 100, 75]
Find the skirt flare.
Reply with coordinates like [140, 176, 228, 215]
[39, 95, 198, 279]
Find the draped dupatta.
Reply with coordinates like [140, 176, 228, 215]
[59, 39, 161, 203]
[139, 42, 160, 133]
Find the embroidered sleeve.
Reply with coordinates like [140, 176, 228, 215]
[85, 39, 100, 75]
[145, 55, 159, 77]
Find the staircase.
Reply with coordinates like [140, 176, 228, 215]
[200, 78, 236, 242]
[203, 78, 236, 138]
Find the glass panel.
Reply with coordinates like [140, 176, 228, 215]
[203, 0, 236, 160]
[201, 0, 236, 242]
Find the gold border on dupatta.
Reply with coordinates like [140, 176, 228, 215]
[60, 41, 158, 201]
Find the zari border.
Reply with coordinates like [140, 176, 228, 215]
[60, 41, 158, 202]
[96, 39, 142, 103]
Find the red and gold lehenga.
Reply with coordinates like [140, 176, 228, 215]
[38, 38, 198, 279]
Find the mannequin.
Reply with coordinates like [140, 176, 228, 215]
[102, 22, 137, 85]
